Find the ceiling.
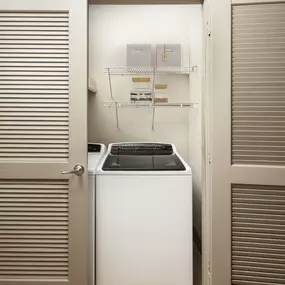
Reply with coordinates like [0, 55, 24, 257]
[89, 0, 202, 4]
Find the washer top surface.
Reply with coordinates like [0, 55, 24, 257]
[88, 143, 106, 175]
[103, 154, 186, 171]
[98, 142, 191, 175]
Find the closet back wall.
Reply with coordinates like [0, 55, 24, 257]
[88, 4, 202, 163]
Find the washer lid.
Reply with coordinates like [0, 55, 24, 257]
[102, 154, 186, 171]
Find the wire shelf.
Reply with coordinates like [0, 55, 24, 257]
[105, 64, 199, 130]
[104, 101, 199, 108]
[105, 66, 197, 75]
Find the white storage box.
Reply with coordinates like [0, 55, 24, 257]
[156, 44, 181, 67]
[127, 44, 152, 67]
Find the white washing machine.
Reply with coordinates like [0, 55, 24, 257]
[96, 142, 192, 285]
[87, 143, 106, 285]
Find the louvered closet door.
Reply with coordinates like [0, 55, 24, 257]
[210, 1, 285, 285]
[0, 1, 88, 285]
[0, 10, 69, 161]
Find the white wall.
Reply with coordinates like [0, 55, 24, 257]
[188, 7, 203, 240]
[88, 5, 202, 165]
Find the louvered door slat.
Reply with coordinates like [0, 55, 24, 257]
[232, 184, 285, 285]
[0, 180, 69, 280]
[0, 19, 68, 24]
[0, 40, 69, 45]
[0, 11, 69, 162]
[0, 78, 69, 81]
[0, 48, 68, 52]
[0, 63, 69, 67]
[0, 12, 68, 17]
[0, 58, 68, 62]
[0, 17, 68, 22]
[232, 3, 285, 165]
[0, 72, 68, 76]
[0, 99, 68, 103]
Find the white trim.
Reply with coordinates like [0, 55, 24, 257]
[209, 0, 232, 285]
[202, 0, 213, 284]
[66, 2, 89, 285]
[232, 0, 285, 4]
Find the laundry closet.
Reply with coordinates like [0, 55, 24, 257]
[86, 3, 204, 285]
[1, 0, 285, 285]
[87, 3, 203, 284]
[88, 0, 203, 246]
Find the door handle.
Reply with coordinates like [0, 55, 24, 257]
[62, 164, 84, 176]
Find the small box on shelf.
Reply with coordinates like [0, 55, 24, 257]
[156, 44, 182, 68]
[127, 44, 152, 67]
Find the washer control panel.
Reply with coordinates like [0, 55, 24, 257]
[88, 143, 102, 153]
[110, 143, 173, 156]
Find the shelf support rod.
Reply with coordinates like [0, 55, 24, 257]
[152, 67, 156, 131]
[152, 107, 156, 131]
[108, 68, 119, 129]
[104, 101, 199, 108]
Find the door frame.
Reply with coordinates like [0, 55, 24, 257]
[203, 0, 232, 284]
[202, 0, 212, 284]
